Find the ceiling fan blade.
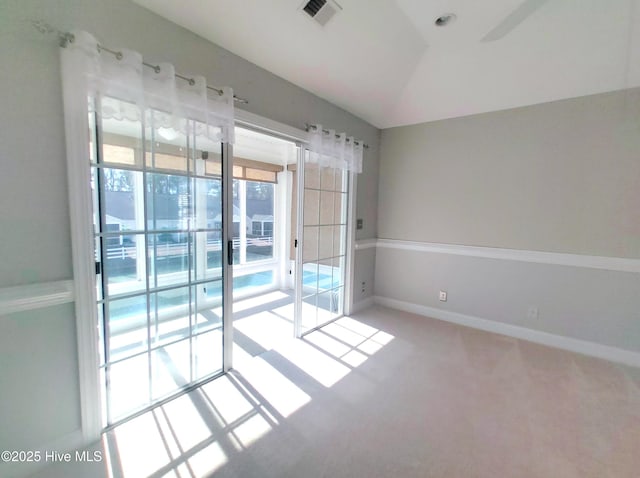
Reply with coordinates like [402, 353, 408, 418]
[481, 0, 550, 42]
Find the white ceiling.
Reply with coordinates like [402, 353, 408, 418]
[133, 0, 640, 129]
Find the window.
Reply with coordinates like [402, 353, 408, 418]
[231, 179, 275, 264]
[226, 129, 289, 299]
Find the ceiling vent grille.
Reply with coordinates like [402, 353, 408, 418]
[303, 0, 326, 17]
[301, 0, 341, 26]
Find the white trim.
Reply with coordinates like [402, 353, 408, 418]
[354, 239, 377, 251]
[344, 171, 357, 316]
[373, 295, 640, 368]
[222, 143, 234, 372]
[375, 238, 640, 273]
[277, 167, 290, 289]
[238, 180, 248, 264]
[0, 280, 74, 316]
[235, 108, 308, 144]
[293, 147, 305, 338]
[350, 296, 374, 314]
[60, 48, 102, 443]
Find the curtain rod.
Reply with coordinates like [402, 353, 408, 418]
[305, 124, 369, 149]
[32, 20, 248, 104]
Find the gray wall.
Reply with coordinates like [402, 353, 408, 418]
[379, 89, 640, 258]
[354, 247, 376, 302]
[0, 0, 379, 464]
[376, 248, 640, 352]
[0, 304, 81, 452]
[376, 89, 640, 353]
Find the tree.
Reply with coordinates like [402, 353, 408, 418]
[246, 181, 273, 200]
[103, 169, 133, 192]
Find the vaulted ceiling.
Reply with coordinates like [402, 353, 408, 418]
[133, 0, 640, 129]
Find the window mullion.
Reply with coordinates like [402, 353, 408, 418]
[239, 180, 247, 264]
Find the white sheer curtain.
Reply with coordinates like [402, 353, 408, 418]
[59, 31, 236, 440]
[307, 124, 363, 173]
[61, 30, 234, 143]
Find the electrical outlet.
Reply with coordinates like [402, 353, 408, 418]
[361, 281, 366, 293]
[527, 306, 538, 320]
[439, 290, 447, 302]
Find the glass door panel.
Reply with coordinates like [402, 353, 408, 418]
[92, 96, 228, 425]
[296, 151, 349, 336]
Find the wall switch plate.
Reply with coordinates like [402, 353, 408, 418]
[356, 219, 363, 230]
[439, 291, 447, 302]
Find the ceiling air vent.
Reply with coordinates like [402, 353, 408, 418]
[301, 0, 342, 26]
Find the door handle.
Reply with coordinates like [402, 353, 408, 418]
[227, 240, 233, 266]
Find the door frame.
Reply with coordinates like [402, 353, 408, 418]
[221, 142, 234, 371]
[64, 98, 357, 442]
[234, 110, 357, 338]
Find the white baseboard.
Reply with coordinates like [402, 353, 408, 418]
[373, 295, 640, 368]
[350, 296, 375, 314]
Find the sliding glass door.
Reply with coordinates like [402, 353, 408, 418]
[91, 97, 230, 425]
[295, 150, 349, 336]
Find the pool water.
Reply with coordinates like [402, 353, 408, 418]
[108, 269, 339, 323]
